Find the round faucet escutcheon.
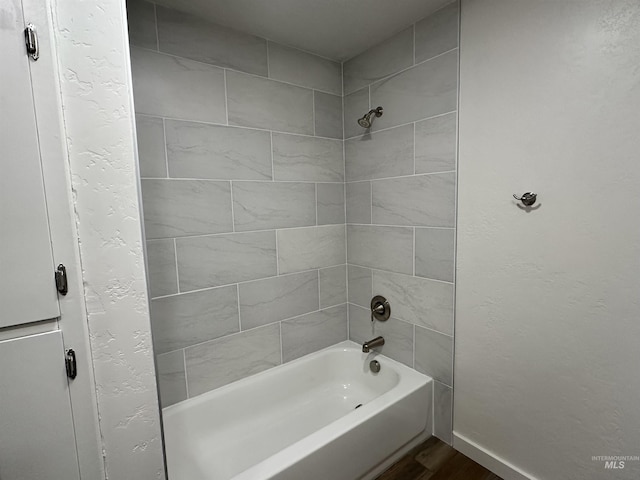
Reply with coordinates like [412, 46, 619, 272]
[370, 295, 390, 321]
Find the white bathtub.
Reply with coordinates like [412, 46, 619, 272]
[163, 340, 432, 480]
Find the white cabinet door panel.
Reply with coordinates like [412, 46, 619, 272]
[0, 0, 60, 327]
[0, 331, 80, 479]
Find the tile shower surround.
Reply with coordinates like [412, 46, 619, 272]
[128, 0, 458, 444]
[344, 1, 459, 444]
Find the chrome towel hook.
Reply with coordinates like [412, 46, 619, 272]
[513, 192, 537, 206]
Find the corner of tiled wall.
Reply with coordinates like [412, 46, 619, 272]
[343, 0, 459, 445]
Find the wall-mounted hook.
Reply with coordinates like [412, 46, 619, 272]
[513, 192, 537, 206]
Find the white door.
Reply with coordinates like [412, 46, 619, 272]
[0, 0, 82, 478]
[455, 1, 640, 479]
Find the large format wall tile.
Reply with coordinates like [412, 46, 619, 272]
[347, 265, 372, 308]
[319, 265, 347, 308]
[156, 350, 187, 407]
[150, 285, 239, 354]
[372, 270, 454, 335]
[126, 0, 157, 50]
[372, 173, 456, 227]
[343, 87, 369, 139]
[345, 124, 414, 181]
[227, 71, 314, 135]
[314, 92, 343, 139]
[281, 305, 347, 362]
[346, 182, 372, 224]
[278, 225, 346, 274]
[348, 303, 374, 343]
[433, 381, 453, 444]
[136, 115, 166, 178]
[348, 304, 414, 367]
[238, 271, 319, 330]
[415, 2, 459, 63]
[415, 228, 455, 282]
[347, 225, 413, 274]
[415, 113, 457, 174]
[166, 120, 272, 180]
[186, 323, 281, 395]
[146, 239, 178, 298]
[156, 6, 267, 76]
[317, 183, 345, 225]
[343, 27, 414, 95]
[130, 47, 226, 123]
[415, 326, 453, 386]
[370, 49, 457, 130]
[268, 42, 341, 95]
[272, 134, 344, 182]
[141, 179, 232, 238]
[232, 181, 316, 231]
[177, 231, 277, 290]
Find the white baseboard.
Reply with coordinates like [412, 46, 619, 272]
[453, 432, 537, 480]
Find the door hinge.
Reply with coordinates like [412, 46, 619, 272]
[65, 349, 77, 379]
[55, 264, 68, 296]
[24, 23, 39, 61]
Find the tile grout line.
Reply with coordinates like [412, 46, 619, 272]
[350, 303, 453, 339]
[183, 348, 190, 399]
[342, 67, 349, 344]
[275, 229, 280, 275]
[148, 224, 345, 242]
[347, 223, 454, 230]
[413, 324, 416, 369]
[344, 111, 457, 141]
[344, 46, 459, 97]
[131, 45, 341, 97]
[236, 284, 242, 331]
[269, 131, 275, 180]
[150, 263, 342, 300]
[279, 322, 284, 364]
[413, 122, 416, 174]
[413, 227, 416, 276]
[344, 263, 455, 286]
[266, 41, 271, 78]
[229, 181, 236, 232]
[412, 23, 416, 66]
[370, 179, 373, 224]
[135, 111, 349, 142]
[152, 3, 159, 52]
[161, 117, 169, 177]
[173, 237, 180, 293]
[312, 90, 316, 136]
[223, 69, 229, 125]
[142, 177, 351, 184]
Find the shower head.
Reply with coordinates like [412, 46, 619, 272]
[357, 106, 383, 128]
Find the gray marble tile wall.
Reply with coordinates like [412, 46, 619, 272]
[128, 0, 459, 446]
[343, 1, 459, 445]
[127, 0, 347, 407]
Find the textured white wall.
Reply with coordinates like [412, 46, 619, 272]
[455, 1, 640, 479]
[51, 0, 165, 478]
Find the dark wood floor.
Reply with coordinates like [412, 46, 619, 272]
[376, 437, 501, 480]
